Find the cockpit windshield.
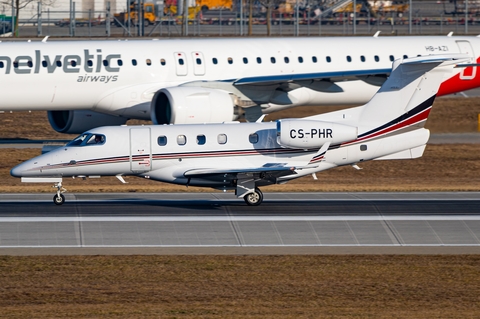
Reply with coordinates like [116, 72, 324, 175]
[66, 133, 106, 147]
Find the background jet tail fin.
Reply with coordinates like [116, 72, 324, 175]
[357, 54, 469, 136]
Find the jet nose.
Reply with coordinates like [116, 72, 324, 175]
[10, 163, 25, 178]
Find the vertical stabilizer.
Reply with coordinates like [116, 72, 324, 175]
[357, 54, 469, 138]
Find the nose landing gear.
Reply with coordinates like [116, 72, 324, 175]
[53, 182, 66, 205]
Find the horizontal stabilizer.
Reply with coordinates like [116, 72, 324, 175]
[374, 144, 427, 160]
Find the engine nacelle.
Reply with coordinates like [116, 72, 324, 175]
[47, 110, 128, 134]
[276, 119, 358, 149]
[150, 87, 235, 124]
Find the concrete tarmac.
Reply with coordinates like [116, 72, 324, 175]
[1, 192, 480, 255]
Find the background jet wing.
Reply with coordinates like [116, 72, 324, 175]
[184, 163, 315, 179]
[233, 68, 392, 87]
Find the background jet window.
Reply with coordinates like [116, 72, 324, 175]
[196, 135, 206, 145]
[346, 56, 352, 62]
[228, 57, 233, 64]
[243, 57, 248, 64]
[403, 55, 408, 59]
[56, 61, 62, 67]
[212, 58, 218, 64]
[270, 57, 276, 64]
[70, 60, 77, 67]
[326, 56, 331, 63]
[12, 61, 18, 68]
[160, 59, 166, 66]
[27, 61, 33, 68]
[196, 58, 202, 65]
[217, 134, 227, 144]
[360, 56, 366, 62]
[177, 135, 187, 145]
[374, 55, 380, 62]
[146, 59, 152, 66]
[158, 136, 167, 146]
[0, 62, 3, 68]
[389, 55, 395, 62]
[132, 59, 137, 66]
[41, 61, 47, 67]
[298, 56, 303, 63]
[256, 57, 262, 64]
[312, 56, 318, 63]
[249, 133, 259, 144]
[117, 59, 123, 66]
[87, 60, 93, 67]
[103, 60, 108, 67]
[178, 58, 184, 65]
[284, 57, 289, 63]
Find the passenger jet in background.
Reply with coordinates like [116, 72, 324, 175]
[1, 34, 480, 133]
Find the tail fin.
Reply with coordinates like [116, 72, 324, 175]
[357, 54, 469, 138]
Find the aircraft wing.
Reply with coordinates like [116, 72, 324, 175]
[232, 68, 392, 87]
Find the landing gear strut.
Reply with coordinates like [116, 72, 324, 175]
[243, 188, 263, 206]
[53, 182, 66, 205]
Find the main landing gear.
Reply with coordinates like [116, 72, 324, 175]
[243, 188, 263, 206]
[52, 182, 66, 205]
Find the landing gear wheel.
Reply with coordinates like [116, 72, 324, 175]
[244, 188, 263, 206]
[53, 194, 65, 205]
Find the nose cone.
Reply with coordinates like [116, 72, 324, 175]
[10, 162, 28, 178]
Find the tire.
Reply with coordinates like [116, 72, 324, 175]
[53, 194, 65, 205]
[243, 188, 263, 206]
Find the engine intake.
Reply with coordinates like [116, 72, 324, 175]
[276, 119, 357, 149]
[151, 87, 235, 124]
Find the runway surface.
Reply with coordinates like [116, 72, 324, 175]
[1, 192, 480, 255]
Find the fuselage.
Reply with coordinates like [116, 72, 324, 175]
[1, 36, 479, 118]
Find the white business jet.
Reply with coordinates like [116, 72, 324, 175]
[1, 35, 480, 134]
[11, 53, 468, 206]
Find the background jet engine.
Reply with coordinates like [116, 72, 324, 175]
[150, 87, 236, 124]
[47, 110, 128, 134]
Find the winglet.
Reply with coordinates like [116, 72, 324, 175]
[373, 31, 381, 38]
[42, 36, 49, 43]
[447, 32, 453, 37]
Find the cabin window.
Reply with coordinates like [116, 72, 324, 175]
[360, 145, 367, 151]
[374, 55, 380, 62]
[270, 57, 276, 64]
[298, 56, 303, 63]
[56, 60, 62, 67]
[177, 135, 187, 145]
[360, 55, 366, 62]
[217, 134, 227, 144]
[117, 59, 123, 66]
[326, 56, 331, 63]
[256, 57, 262, 64]
[158, 136, 167, 146]
[228, 57, 233, 64]
[160, 59, 166, 66]
[346, 56, 352, 62]
[284, 57, 289, 63]
[196, 135, 206, 145]
[389, 55, 395, 62]
[212, 57, 218, 64]
[146, 59, 152, 66]
[249, 133, 259, 144]
[178, 58, 184, 65]
[103, 60, 108, 67]
[132, 59, 137, 66]
[312, 56, 318, 63]
[403, 55, 408, 59]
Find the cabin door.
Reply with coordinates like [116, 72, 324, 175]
[129, 127, 152, 173]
